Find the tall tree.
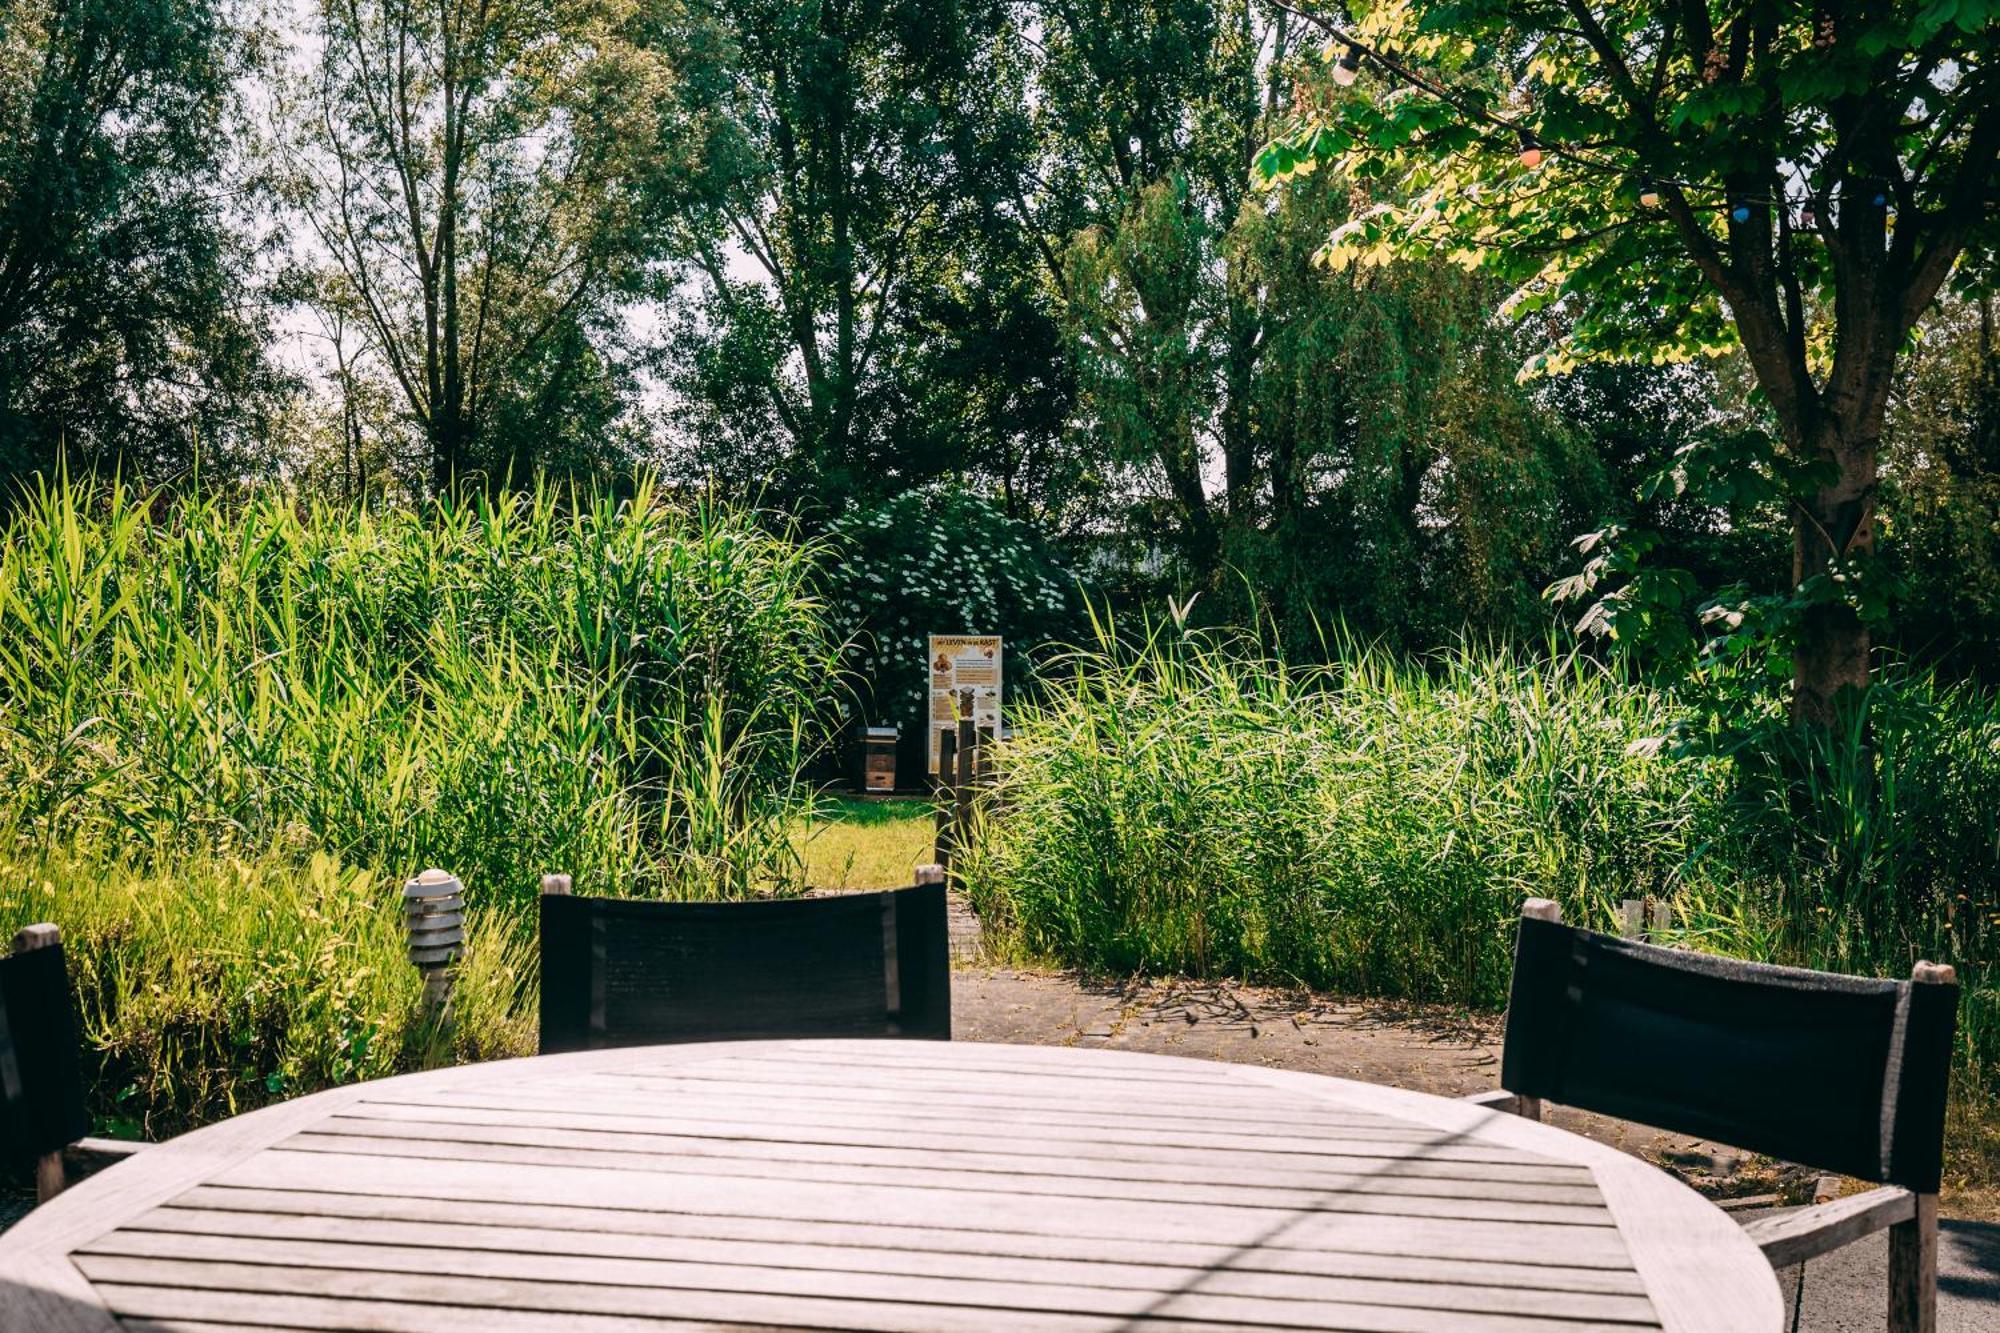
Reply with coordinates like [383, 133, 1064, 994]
[1223, 157, 1605, 644]
[1260, 0, 1999, 724]
[660, 0, 1036, 513]
[1030, 0, 1247, 559]
[0, 0, 277, 489]
[277, 0, 691, 491]
[1038, 0, 1592, 627]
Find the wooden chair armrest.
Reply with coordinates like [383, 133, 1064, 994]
[1460, 1089, 1523, 1115]
[70, 1136, 149, 1160]
[1741, 1186, 1915, 1269]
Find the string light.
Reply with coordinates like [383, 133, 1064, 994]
[1517, 130, 1545, 169]
[1638, 178, 1661, 208]
[1331, 43, 1362, 87]
[1730, 202, 1752, 223]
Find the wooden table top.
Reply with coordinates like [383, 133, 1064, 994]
[0, 1039, 1781, 1332]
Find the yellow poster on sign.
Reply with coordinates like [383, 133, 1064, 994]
[927, 634, 1002, 774]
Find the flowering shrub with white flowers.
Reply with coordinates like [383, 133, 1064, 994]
[823, 488, 1085, 740]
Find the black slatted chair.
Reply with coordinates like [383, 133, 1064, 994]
[537, 875, 952, 1053]
[1471, 899, 1957, 1333]
[2, 924, 143, 1205]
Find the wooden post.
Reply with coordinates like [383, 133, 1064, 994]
[1513, 899, 1562, 1122]
[13, 923, 67, 1202]
[541, 873, 572, 897]
[1888, 1190, 1939, 1333]
[954, 709, 976, 858]
[1619, 896, 1674, 941]
[403, 869, 465, 1009]
[1890, 960, 1955, 1333]
[934, 729, 958, 869]
[913, 863, 945, 887]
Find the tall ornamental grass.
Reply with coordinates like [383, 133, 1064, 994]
[961, 626, 1730, 1003]
[0, 472, 843, 906]
[961, 626, 2000, 1080]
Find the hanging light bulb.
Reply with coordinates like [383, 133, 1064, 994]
[1331, 43, 1362, 87]
[1638, 177, 1661, 208]
[1799, 202, 1816, 228]
[1516, 130, 1545, 169]
[1730, 202, 1752, 223]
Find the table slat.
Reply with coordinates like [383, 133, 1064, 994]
[164, 1184, 1645, 1269]
[80, 1257, 1661, 1333]
[122, 1202, 1653, 1295]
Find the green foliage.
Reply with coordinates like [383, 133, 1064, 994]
[659, 0, 1048, 513]
[963, 624, 1728, 1001]
[1062, 177, 1216, 561]
[1257, 0, 1999, 715]
[1881, 293, 2000, 682]
[0, 843, 534, 1139]
[822, 487, 1085, 733]
[0, 471, 842, 906]
[276, 0, 693, 488]
[0, 0, 281, 487]
[1547, 420, 1895, 689]
[1221, 167, 1609, 648]
[1258, 2, 1995, 382]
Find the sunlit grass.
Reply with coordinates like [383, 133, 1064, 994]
[0, 842, 535, 1139]
[794, 797, 935, 890]
[0, 470, 842, 906]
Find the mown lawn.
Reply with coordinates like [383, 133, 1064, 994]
[794, 797, 936, 890]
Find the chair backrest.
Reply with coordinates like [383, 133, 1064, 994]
[539, 883, 952, 1054]
[0, 927, 90, 1161]
[1501, 910, 1958, 1192]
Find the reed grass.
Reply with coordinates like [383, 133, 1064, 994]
[961, 623, 1733, 1001]
[959, 622, 2000, 1091]
[0, 471, 842, 907]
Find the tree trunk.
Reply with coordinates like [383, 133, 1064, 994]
[1220, 319, 1257, 518]
[1790, 429, 1876, 727]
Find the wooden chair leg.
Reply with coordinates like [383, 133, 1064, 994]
[34, 1149, 65, 1203]
[1887, 1192, 1937, 1333]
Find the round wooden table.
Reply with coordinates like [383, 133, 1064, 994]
[1, 1039, 1781, 1331]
